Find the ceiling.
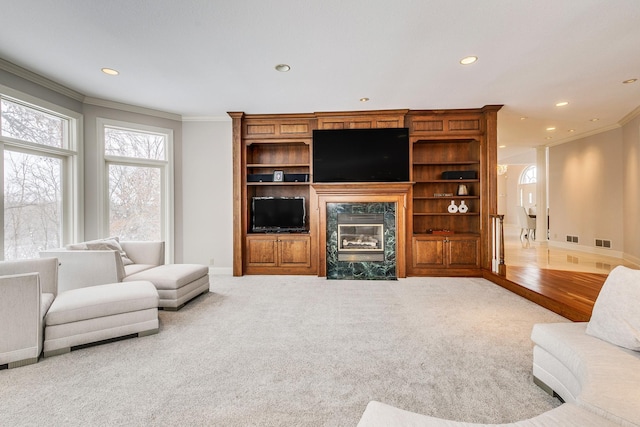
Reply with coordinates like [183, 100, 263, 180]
[1, 0, 639, 161]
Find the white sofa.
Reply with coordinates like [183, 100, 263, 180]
[1, 256, 159, 365]
[42, 238, 210, 310]
[0, 258, 58, 368]
[358, 265, 640, 426]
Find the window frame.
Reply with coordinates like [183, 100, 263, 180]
[97, 118, 174, 263]
[0, 85, 83, 260]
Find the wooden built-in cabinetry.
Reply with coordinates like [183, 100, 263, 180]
[230, 107, 501, 277]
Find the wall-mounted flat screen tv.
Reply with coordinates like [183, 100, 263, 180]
[251, 197, 306, 233]
[312, 128, 410, 183]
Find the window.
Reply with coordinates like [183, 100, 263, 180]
[0, 93, 81, 260]
[99, 119, 173, 261]
[520, 165, 537, 184]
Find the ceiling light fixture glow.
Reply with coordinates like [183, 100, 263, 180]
[590, 118, 600, 122]
[546, 127, 556, 131]
[622, 78, 637, 84]
[101, 67, 119, 76]
[459, 56, 478, 65]
[275, 64, 291, 72]
[568, 129, 575, 133]
[520, 117, 528, 120]
[498, 145, 506, 148]
[555, 101, 569, 107]
[359, 97, 370, 102]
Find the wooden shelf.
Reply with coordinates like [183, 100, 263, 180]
[413, 161, 480, 166]
[414, 196, 480, 200]
[413, 212, 480, 216]
[247, 182, 309, 186]
[247, 163, 309, 168]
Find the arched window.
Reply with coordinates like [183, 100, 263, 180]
[520, 165, 537, 184]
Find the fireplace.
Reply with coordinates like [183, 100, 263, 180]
[325, 202, 396, 280]
[337, 213, 384, 262]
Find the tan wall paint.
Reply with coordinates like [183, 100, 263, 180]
[622, 115, 640, 263]
[548, 128, 624, 251]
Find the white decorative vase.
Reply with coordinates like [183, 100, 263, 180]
[447, 200, 458, 213]
[458, 200, 469, 214]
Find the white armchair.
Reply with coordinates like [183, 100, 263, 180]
[0, 258, 58, 368]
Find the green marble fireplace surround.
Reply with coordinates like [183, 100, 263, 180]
[326, 202, 397, 280]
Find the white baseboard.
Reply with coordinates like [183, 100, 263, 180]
[209, 266, 233, 276]
[547, 240, 624, 259]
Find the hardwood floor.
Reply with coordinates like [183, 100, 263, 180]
[486, 225, 636, 321]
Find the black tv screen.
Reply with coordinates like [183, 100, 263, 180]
[251, 197, 306, 232]
[313, 128, 410, 183]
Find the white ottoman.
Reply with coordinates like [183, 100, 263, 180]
[123, 264, 209, 310]
[44, 281, 159, 357]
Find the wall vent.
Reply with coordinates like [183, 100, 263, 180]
[567, 235, 579, 243]
[595, 239, 612, 248]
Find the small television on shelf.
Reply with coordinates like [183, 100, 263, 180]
[251, 197, 306, 233]
[312, 128, 410, 183]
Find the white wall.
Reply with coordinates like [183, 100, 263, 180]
[181, 120, 233, 273]
[622, 114, 640, 264]
[548, 128, 624, 252]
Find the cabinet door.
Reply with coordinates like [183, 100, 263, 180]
[246, 236, 278, 266]
[447, 236, 480, 268]
[278, 235, 311, 267]
[412, 237, 445, 268]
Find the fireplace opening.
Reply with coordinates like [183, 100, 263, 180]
[337, 213, 384, 262]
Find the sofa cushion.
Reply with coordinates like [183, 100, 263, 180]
[67, 237, 134, 266]
[41, 293, 55, 319]
[124, 264, 208, 290]
[45, 281, 158, 326]
[124, 264, 157, 277]
[586, 265, 640, 351]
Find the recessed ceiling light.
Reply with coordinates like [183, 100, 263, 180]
[546, 127, 556, 131]
[622, 78, 637, 84]
[359, 97, 370, 102]
[101, 67, 119, 76]
[568, 129, 575, 133]
[499, 145, 506, 148]
[520, 117, 528, 120]
[590, 118, 600, 122]
[459, 56, 478, 65]
[555, 101, 569, 107]
[275, 64, 291, 72]
[545, 136, 553, 140]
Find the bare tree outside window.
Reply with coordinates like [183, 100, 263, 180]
[4, 151, 63, 260]
[105, 127, 165, 160]
[109, 164, 161, 241]
[1, 99, 65, 148]
[104, 125, 167, 242]
[1, 98, 69, 260]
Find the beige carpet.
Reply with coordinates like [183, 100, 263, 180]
[0, 275, 566, 426]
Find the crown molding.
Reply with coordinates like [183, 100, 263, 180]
[83, 97, 182, 121]
[545, 123, 622, 148]
[0, 58, 85, 102]
[182, 116, 231, 122]
[619, 104, 640, 126]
